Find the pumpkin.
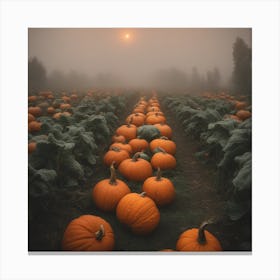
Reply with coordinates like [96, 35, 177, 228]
[53, 112, 71, 119]
[28, 121, 41, 132]
[147, 106, 161, 113]
[128, 138, 149, 153]
[70, 94, 78, 100]
[28, 106, 42, 117]
[92, 163, 131, 212]
[116, 192, 160, 235]
[111, 134, 126, 143]
[28, 95, 37, 102]
[151, 147, 176, 170]
[28, 142, 36, 153]
[150, 137, 176, 155]
[103, 147, 130, 167]
[146, 111, 164, 118]
[236, 110, 251, 121]
[62, 96, 71, 103]
[47, 94, 54, 99]
[142, 168, 175, 206]
[153, 123, 172, 139]
[28, 113, 35, 123]
[47, 106, 55, 114]
[160, 249, 175, 252]
[146, 113, 166, 125]
[62, 215, 115, 251]
[133, 107, 145, 114]
[176, 221, 222, 251]
[234, 101, 247, 110]
[118, 152, 153, 181]
[60, 103, 71, 110]
[115, 123, 137, 141]
[125, 113, 145, 127]
[109, 142, 133, 155]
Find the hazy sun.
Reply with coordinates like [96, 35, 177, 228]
[125, 33, 130, 39]
[122, 32, 132, 42]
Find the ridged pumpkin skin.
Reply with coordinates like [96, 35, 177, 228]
[116, 124, 137, 141]
[150, 138, 176, 155]
[62, 215, 115, 251]
[118, 153, 153, 181]
[103, 148, 130, 167]
[92, 164, 131, 212]
[142, 169, 175, 206]
[176, 222, 222, 251]
[128, 138, 149, 153]
[151, 150, 176, 170]
[146, 114, 166, 125]
[116, 192, 160, 235]
[126, 113, 145, 127]
[153, 123, 172, 139]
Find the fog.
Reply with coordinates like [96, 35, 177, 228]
[28, 28, 251, 90]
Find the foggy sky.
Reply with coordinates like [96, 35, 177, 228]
[28, 28, 251, 86]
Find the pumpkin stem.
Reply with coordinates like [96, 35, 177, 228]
[132, 152, 141, 161]
[156, 167, 162, 181]
[197, 221, 209, 245]
[95, 224, 105, 241]
[109, 162, 117, 185]
[160, 136, 169, 140]
[127, 116, 133, 127]
[111, 146, 121, 152]
[157, 147, 166, 154]
[139, 192, 146, 197]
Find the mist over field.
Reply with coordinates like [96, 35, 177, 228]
[28, 28, 251, 93]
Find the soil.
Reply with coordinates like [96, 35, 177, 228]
[28, 94, 251, 252]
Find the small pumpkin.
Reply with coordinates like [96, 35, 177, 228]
[153, 123, 172, 139]
[128, 138, 149, 153]
[28, 142, 37, 153]
[62, 215, 115, 251]
[60, 103, 71, 110]
[111, 134, 126, 143]
[28, 106, 42, 117]
[47, 106, 56, 114]
[116, 192, 160, 235]
[28, 121, 41, 132]
[53, 112, 71, 119]
[116, 122, 137, 141]
[62, 96, 71, 103]
[234, 101, 247, 110]
[142, 168, 175, 206]
[236, 110, 251, 121]
[109, 142, 132, 155]
[150, 137, 176, 155]
[103, 147, 130, 167]
[28, 113, 35, 123]
[146, 112, 166, 125]
[176, 221, 222, 251]
[28, 95, 37, 102]
[118, 152, 153, 181]
[151, 147, 176, 170]
[92, 163, 131, 212]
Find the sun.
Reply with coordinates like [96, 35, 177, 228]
[125, 33, 130, 39]
[121, 31, 133, 42]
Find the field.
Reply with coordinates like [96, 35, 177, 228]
[28, 89, 252, 252]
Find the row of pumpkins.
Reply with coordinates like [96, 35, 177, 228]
[61, 94, 222, 252]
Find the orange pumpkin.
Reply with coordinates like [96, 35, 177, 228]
[111, 134, 126, 143]
[62, 96, 71, 103]
[28, 113, 35, 123]
[224, 114, 242, 122]
[142, 168, 175, 206]
[128, 138, 149, 153]
[126, 113, 145, 127]
[28, 142, 36, 153]
[47, 106, 55, 114]
[28, 95, 37, 102]
[153, 123, 172, 139]
[103, 147, 130, 167]
[118, 152, 153, 181]
[151, 147, 176, 170]
[28, 121, 41, 132]
[234, 101, 247, 110]
[116, 192, 160, 235]
[150, 137, 176, 155]
[62, 215, 115, 251]
[60, 103, 71, 110]
[236, 110, 251, 121]
[146, 113, 166, 125]
[109, 142, 133, 155]
[176, 221, 222, 251]
[28, 106, 42, 117]
[115, 123, 137, 141]
[92, 163, 131, 212]
[146, 111, 164, 118]
[53, 112, 71, 119]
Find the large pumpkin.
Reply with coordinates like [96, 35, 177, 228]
[142, 168, 175, 206]
[176, 221, 222, 251]
[145, 113, 166, 125]
[92, 163, 131, 212]
[151, 148, 176, 170]
[118, 152, 153, 181]
[153, 123, 172, 139]
[62, 215, 115, 251]
[103, 147, 130, 167]
[125, 113, 145, 127]
[128, 138, 149, 153]
[109, 142, 133, 155]
[116, 192, 160, 235]
[116, 123, 137, 141]
[150, 137, 176, 155]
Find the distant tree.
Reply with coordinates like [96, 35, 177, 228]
[232, 37, 252, 96]
[206, 67, 221, 92]
[28, 57, 47, 94]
